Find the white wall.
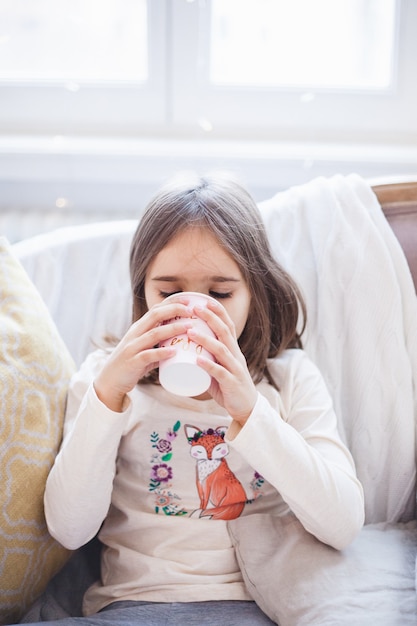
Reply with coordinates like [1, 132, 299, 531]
[1, 135, 417, 242]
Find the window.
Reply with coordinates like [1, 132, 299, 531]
[209, 0, 395, 90]
[0, 0, 415, 143]
[0, 0, 148, 82]
[0, 0, 167, 133]
[2, 0, 417, 244]
[171, 0, 417, 143]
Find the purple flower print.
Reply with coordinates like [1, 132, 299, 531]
[149, 421, 183, 513]
[151, 463, 173, 483]
[249, 470, 265, 500]
[156, 439, 172, 454]
[166, 429, 178, 442]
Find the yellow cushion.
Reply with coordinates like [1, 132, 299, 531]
[0, 238, 75, 624]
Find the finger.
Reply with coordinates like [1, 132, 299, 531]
[135, 300, 194, 333]
[187, 327, 242, 375]
[193, 305, 237, 348]
[195, 353, 239, 392]
[130, 317, 194, 353]
[152, 299, 193, 318]
[189, 310, 239, 357]
[205, 299, 236, 333]
[137, 345, 177, 370]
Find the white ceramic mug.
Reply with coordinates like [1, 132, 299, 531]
[158, 292, 216, 396]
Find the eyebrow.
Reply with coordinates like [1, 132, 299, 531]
[151, 276, 241, 283]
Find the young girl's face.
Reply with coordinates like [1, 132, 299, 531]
[144, 226, 251, 338]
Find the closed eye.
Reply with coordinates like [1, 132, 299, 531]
[209, 291, 232, 299]
[159, 290, 181, 298]
[159, 290, 232, 299]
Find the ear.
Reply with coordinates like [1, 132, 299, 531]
[216, 426, 228, 438]
[184, 424, 200, 443]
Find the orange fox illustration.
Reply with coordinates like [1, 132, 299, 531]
[184, 424, 247, 520]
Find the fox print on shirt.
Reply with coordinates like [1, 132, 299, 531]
[185, 425, 247, 520]
[149, 420, 264, 518]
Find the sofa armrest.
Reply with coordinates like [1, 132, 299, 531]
[373, 181, 417, 292]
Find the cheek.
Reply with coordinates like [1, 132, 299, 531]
[144, 282, 159, 310]
[235, 314, 249, 338]
[229, 298, 251, 338]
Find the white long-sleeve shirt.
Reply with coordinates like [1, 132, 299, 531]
[44, 348, 364, 615]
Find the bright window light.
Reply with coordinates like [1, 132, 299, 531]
[0, 0, 148, 82]
[210, 0, 396, 90]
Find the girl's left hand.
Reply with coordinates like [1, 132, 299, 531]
[187, 300, 258, 425]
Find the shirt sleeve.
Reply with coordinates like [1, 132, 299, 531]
[44, 350, 132, 550]
[226, 350, 365, 550]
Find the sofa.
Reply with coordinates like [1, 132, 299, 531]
[1, 174, 416, 625]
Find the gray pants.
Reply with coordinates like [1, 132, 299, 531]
[17, 600, 276, 625]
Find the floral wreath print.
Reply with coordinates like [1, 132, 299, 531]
[149, 420, 187, 516]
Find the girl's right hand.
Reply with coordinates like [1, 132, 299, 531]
[93, 299, 193, 412]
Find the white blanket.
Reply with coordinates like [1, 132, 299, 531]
[13, 220, 135, 369]
[258, 174, 417, 524]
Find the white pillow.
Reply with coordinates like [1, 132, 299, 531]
[13, 221, 136, 367]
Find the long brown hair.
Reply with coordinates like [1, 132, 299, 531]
[130, 172, 306, 386]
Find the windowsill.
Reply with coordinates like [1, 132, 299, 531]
[1, 134, 416, 211]
[1, 133, 417, 162]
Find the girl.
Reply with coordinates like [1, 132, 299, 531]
[31, 173, 364, 625]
